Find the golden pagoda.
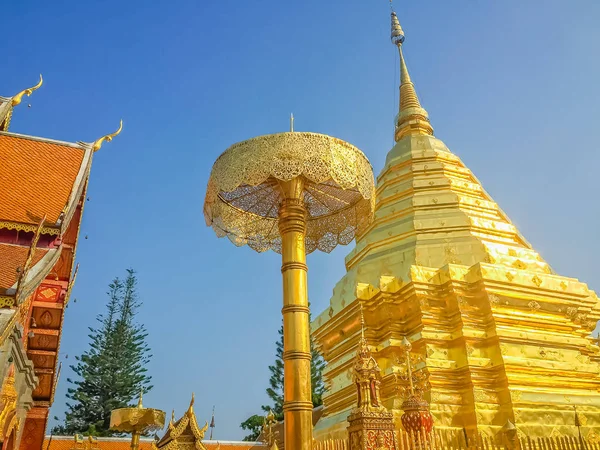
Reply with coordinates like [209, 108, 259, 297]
[312, 8, 600, 441]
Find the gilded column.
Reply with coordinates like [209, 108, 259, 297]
[278, 178, 313, 450]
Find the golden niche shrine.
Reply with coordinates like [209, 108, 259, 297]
[312, 8, 600, 442]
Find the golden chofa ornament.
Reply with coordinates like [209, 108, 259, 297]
[204, 125, 375, 450]
[110, 392, 166, 450]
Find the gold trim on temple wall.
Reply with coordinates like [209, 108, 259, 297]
[0, 221, 60, 236]
[0, 297, 15, 308]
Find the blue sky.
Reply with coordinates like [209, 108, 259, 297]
[4, 0, 600, 441]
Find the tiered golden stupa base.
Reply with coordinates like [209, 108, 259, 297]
[314, 261, 600, 442]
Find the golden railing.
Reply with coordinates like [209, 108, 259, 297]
[314, 429, 598, 450]
[313, 439, 348, 450]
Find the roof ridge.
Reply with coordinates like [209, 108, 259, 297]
[0, 130, 89, 150]
[44, 436, 269, 445]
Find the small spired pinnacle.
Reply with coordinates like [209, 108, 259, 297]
[389, 4, 433, 141]
[290, 113, 294, 132]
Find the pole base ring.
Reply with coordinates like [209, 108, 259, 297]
[281, 305, 310, 314]
[282, 350, 311, 361]
[283, 401, 314, 412]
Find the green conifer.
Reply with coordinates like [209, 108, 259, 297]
[240, 310, 326, 440]
[53, 269, 152, 436]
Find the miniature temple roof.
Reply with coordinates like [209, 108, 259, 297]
[354, 310, 379, 375]
[155, 394, 209, 450]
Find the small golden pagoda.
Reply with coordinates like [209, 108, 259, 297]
[312, 8, 600, 441]
[346, 309, 397, 450]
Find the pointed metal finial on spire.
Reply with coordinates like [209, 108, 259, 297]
[12, 74, 43, 106]
[389, 6, 433, 142]
[190, 392, 195, 408]
[290, 113, 294, 132]
[359, 303, 365, 340]
[137, 389, 144, 408]
[400, 336, 415, 395]
[209, 405, 216, 440]
[355, 302, 371, 363]
[390, 2, 405, 47]
[91, 120, 123, 152]
[574, 406, 581, 427]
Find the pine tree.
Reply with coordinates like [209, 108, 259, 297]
[263, 326, 284, 420]
[240, 415, 264, 442]
[240, 311, 326, 440]
[53, 269, 153, 436]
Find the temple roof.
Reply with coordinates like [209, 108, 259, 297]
[0, 77, 121, 309]
[0, 244, 48, 294]
[0, 133, 89, 229]
[43, 437, 266, 450]
[156, 394, 210, 450]
[0, 129, 93, 305]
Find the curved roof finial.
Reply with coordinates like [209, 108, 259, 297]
[11, 74, 43, 106]
[92, 120, 123, 152]
[189, 392, 195, 409]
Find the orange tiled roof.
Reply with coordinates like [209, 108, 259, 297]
[0, 133, 85, 225]
[44, 437, 267, 450]
[0, 243, 47, 292]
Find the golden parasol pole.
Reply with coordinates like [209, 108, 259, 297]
[130, 431, 141, 450]
[278, 178, 312, 450]
[203, 130, 375, 450]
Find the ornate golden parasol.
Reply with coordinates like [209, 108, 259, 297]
[204, 129, 375, 450]
[110, 392, 166, 450]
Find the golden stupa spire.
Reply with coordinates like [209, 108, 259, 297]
[390, 2, 433, 141]
[357, 303, 369, 360]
